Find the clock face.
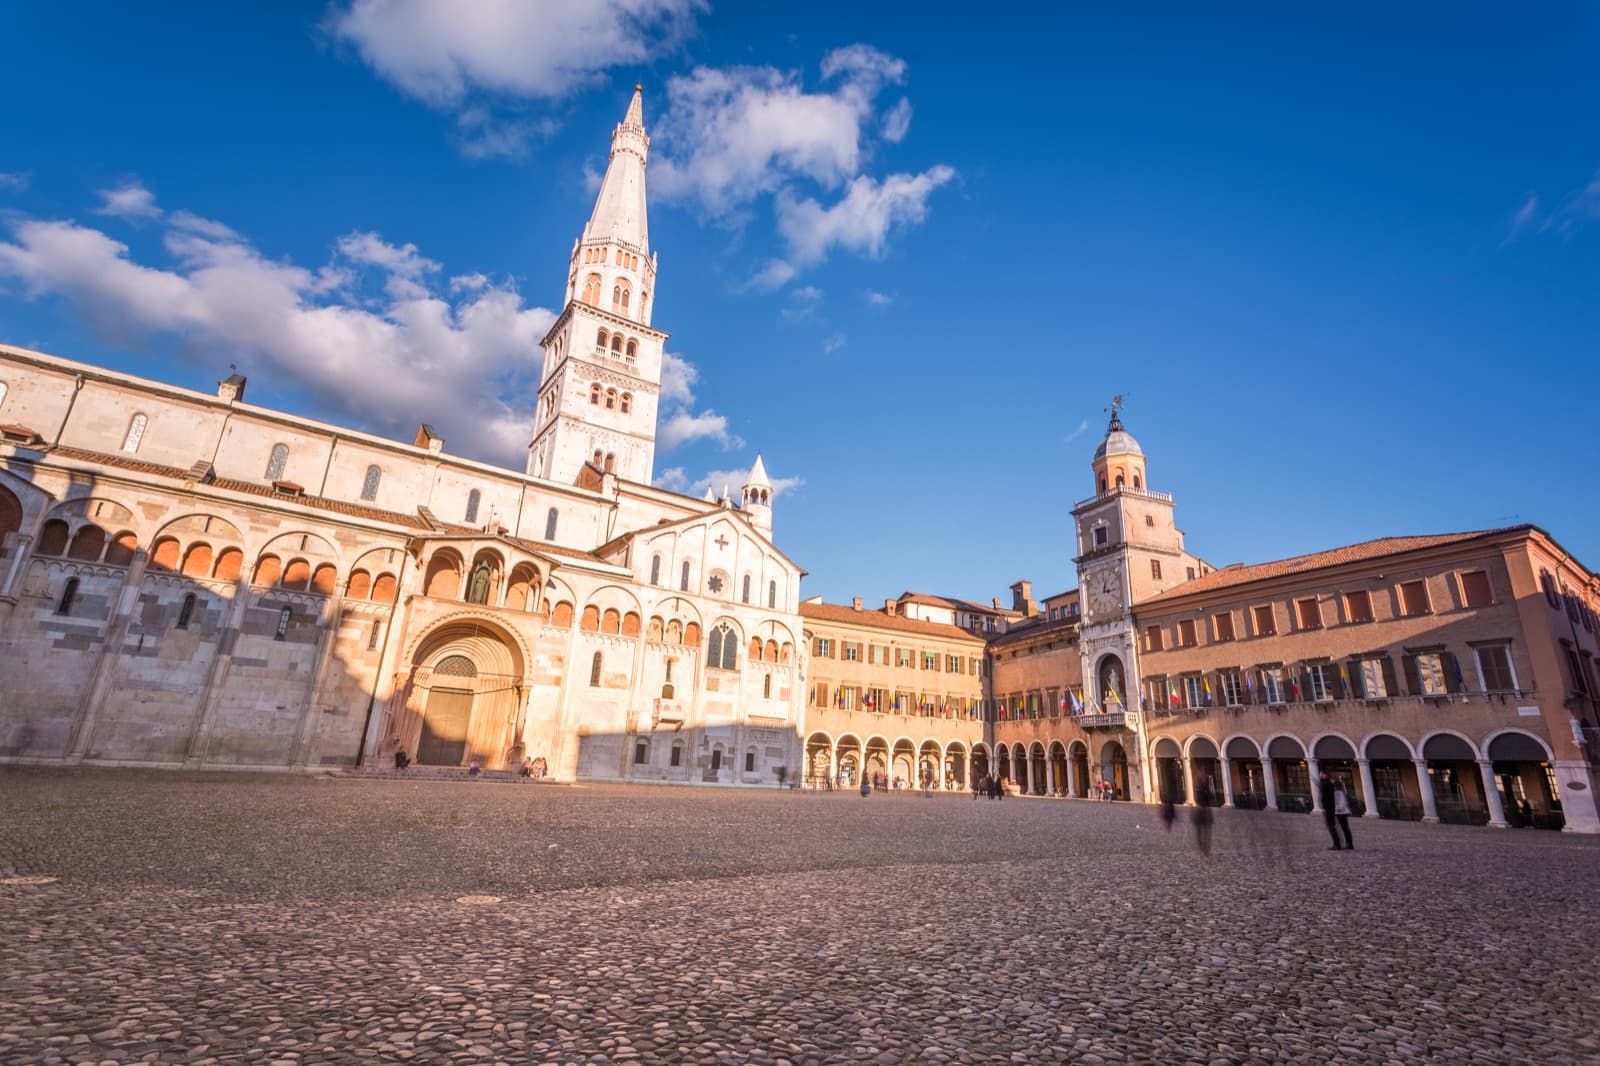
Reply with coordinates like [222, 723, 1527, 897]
[1089, 569, 1121, 616]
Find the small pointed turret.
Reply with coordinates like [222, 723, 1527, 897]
[741, 452, 773, 536]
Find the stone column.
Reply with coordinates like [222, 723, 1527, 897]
[1065, 752, 1077, 798]
[1477, 760, 1509, 829]
[1220, 757, 1234, 808]
[0, 533, 33, 598]
[1046, 754, 1056, 796]
[1357, 758, 1380, 819]
[1554, 760, 1600, 834]
[1414, 759, 1440, 823]
[1308, 757, 1323, 813]
[1181, 756, 1197, 807]
[1263, 759, 1279, 811]
[829, 741, 838, 789]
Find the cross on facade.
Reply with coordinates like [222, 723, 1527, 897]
[714, 534, 729, 550]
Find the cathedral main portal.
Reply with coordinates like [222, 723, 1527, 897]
[389, 618, 529, 769]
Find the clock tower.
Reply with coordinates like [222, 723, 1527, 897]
[1071, 399, 1199, 803]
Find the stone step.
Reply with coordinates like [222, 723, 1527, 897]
[336, 767, 543, 784]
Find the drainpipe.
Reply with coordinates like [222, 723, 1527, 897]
[52, 373, 85, 445]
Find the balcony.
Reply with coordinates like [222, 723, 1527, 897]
[1073, 485, 1175, 510]
[652, 699, 684, 728]
[1079, 712, 1127, 730]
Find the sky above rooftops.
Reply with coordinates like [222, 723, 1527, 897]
[1, 2, 1597, 603]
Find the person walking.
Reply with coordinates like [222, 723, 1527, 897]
[1331, 776, 1355, 850]
[1318, 770, 1351, 850]
[1192, 779, 1214, 859]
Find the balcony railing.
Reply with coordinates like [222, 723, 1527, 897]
[1073, 485, 1175, 509]
[1078, 712, 1127, 730]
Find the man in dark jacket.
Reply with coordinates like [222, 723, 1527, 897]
[1318, 770, 1344, 850]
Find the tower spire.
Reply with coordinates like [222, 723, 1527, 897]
[584, 85, 650, 253]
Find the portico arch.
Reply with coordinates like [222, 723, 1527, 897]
[388, 614, 528, 770]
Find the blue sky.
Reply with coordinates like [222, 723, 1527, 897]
[2, 3, 1598, 604]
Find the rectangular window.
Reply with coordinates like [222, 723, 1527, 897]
[1360, 658, 1388, 699]
[1183, 674, 1205, 708]
[1460, 570, 1493, 608]
[1214, 612, 1235, 641]
[922, 651, 938, 671]
[1252, 605, 1277, 636]
[1186, 566, 1196, 580]
[745, 751, 755, 772]
[815, 637, 833, 658]
[1145, 624, 1164, 652]
[812, 682, 829, 707]
[1345, 590, 1374, 624]
[1177, 619, 1197, 647]
[1296, 598, 1322, 630]
[837, 686, 859, 711]
[1219, 669, 1242, 706]
[969, 657, 982, 675]
[1475, 644, 1515, 692]
[368, 621, 382, 651]
[1414, 652, 1447, 695]
[1094, 526, 1108, 546]
[670, 745, 681, 767]
[275, 606, 292, 641]
[1262, 669, 1283, 704]
[946, 654, 962, 673]
[868, 643, 887, 666]
[844, 643, 860, 662]
[634, 740, 649, 765]
[1306, 663, 1329, 701]
[1151, 559, 1162, 580]
[1399, 580, 1430, 617]
[897, 648, 914, 669]
[1565, 645, 1591, 697]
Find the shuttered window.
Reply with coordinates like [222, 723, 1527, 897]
[1475, 644, 1515, 692]
[1399, 580, 1430, 617]
[1345, 590, 1374, 624]
[1360, 658, 1388, 699]
[1178, 619, 1196, 647]
[1252, 605, 1276, 636]
[1296, 598, 1322, 629]
[1145, 625, 1164, 651]
[1460, 570, 1493, 608]
[1213, 612, 1235, 641]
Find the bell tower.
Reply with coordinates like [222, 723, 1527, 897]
[528, 87, 667, 485]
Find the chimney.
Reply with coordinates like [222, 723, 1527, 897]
[1010, 580, 1033, 613]
[992, 597, 1001, 610]
[217, 372, 247, 403]
[852, 597, 862, 611]
[414, 424, 444, 453]
[884, 598, 896, 613]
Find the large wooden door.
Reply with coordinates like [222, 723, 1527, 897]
[418, 687, 473, 766]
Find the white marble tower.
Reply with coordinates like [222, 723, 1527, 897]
[528, 87, 667, 486]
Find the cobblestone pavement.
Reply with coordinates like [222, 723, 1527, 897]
[2, 769, 1598, 1064]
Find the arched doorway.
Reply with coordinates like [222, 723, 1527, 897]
[1049, 742, 1068, 797]
[1365, 734, 1422, 820]
[805, 732, 833, 789]
[1101, 741, 1128, 800]
[918, 740, 942, 789]
[1070, 741, 1090, 798]
[970, 744, 990, 782]
[1424, 734, 1488, 825]
[1267, 736, 1310, 812]
[945, 742, 968, 790]
[1189, 736, 1222, 805]
[836, 734, 863, 788]
[1153, 737, 1184, 803]
[1488, 732, 1563, 830]
[865, 737, 890, 786]
[1029, 743, 1047, 795]
[892, 739, 916, 789]
[1313, 736, 1362, 813]
[1226, 737, 1266, 809]
[994, 744, 1011, 788]
[392, 618, 526, 769]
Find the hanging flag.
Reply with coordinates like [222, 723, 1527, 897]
[1289, 667, 1301, 700]
[1203, 676, 1214, 704]
[1168, 679, 1180, 706]
[1452, 656, 1465, 692]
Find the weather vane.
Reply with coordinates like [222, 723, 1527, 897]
[1107, 394, 1127, 415]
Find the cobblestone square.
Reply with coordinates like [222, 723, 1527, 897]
[2, 770, 1598, 1064]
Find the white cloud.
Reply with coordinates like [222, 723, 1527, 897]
[692, 467, 803, 500]
[881, 97, 912, 143]
[864, 290, 892, 306]
[450, 272, 489, 292]
[777, 165, 956, 267]
[0, 198, 555, 465]
[94, 181, 162, 220]
[0, 172, 29, 193]
[822, 332, 846, 354]
[336, 230, 440, 277]
[651, 44, 908, 215]
[659, 408, 741, 450]
[653, 466, 689, 493]
[748, 259, 797, 291]
[329, 0, 703, 108]
[168, 210, 238, 241]
[660, 351, 698, 407]
[780, 284, 823, 321]
[1063, 419, 1090, 443]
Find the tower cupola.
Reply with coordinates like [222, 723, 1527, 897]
[741, 453, 773, 535]
[1091, 398, 1146, 497]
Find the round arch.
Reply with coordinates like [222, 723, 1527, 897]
[389, 612, 530, 770]
[1362, 732, 1416, 760]
[1309, 732, 1360, 761]
[1420, 729, 1481, 761]
[1483, 728, 1554, 762]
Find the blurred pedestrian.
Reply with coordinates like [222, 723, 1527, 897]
[1192, 779, 1214, 858]
[1159, 788, 1176, 832]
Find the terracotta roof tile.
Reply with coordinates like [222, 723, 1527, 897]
[801, 601, 986, 642]
[1147, 529, 1518, 601]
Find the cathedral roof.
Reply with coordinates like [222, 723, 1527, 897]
[745, 452, 770, 489]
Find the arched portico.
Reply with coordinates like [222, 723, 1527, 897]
[1099, 740, 1129, 800]
[805, 730, 834, 788]
[1486, 730, 1563, 830]
[1225, 736, 1266, 809]
[1069, 741, 1090, 798]
[1266, 735, 1310, 813]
